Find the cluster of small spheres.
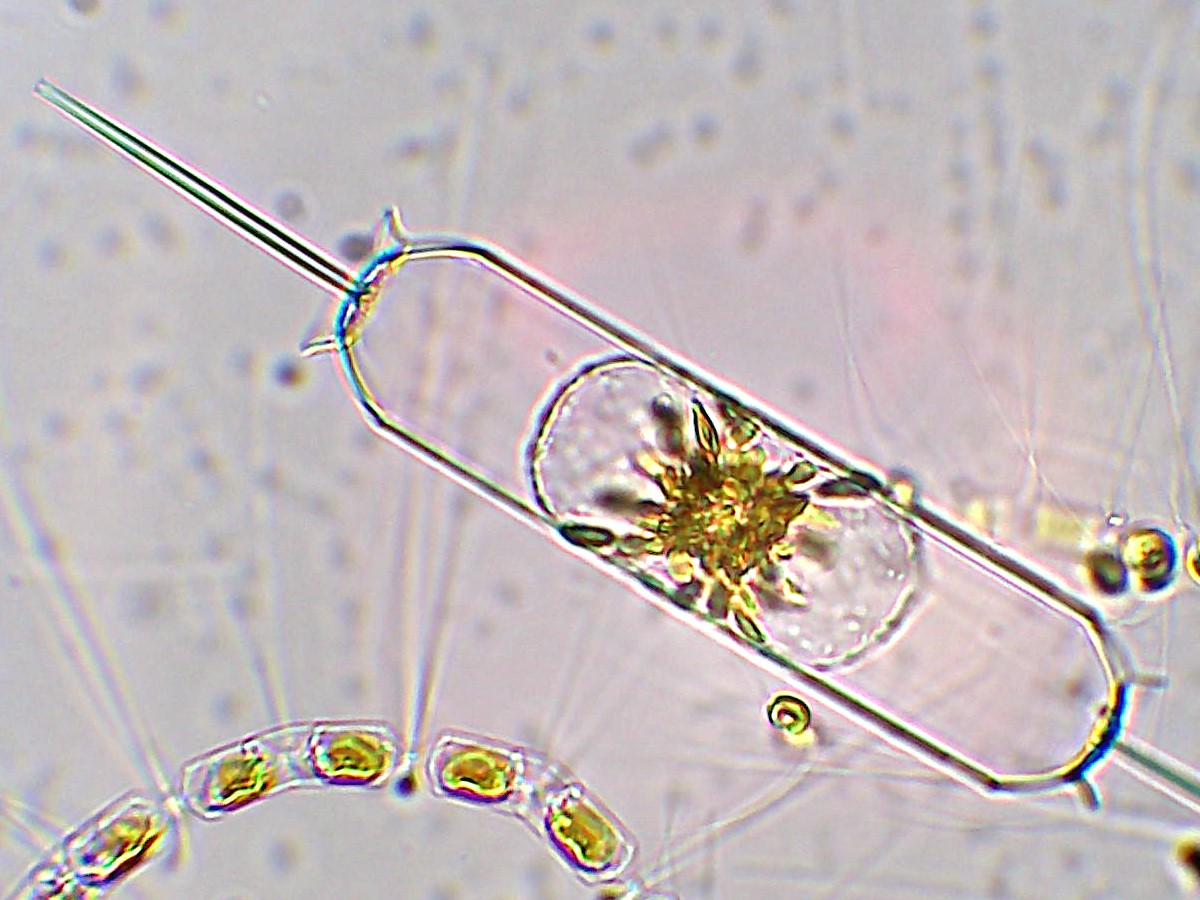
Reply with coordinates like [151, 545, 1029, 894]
[1080, 520, 1200, 605]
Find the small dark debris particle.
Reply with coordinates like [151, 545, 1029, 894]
[394, 770, 419, 797]
[587, 19, 615, 48]
[273, 190, 306, 223]
[337, 231, 374, 263]
[273, 358, 307, 390]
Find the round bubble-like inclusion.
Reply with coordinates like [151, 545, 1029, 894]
[529, 357, 920, 668]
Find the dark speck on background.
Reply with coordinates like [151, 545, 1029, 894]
[393, 770, 419, 798]
[273, 357, 307, 390]
[337, 230, 374, 263]
[586, 19, 615, 49]
[111, 56, 146, 100]
[407, 12, 436, 50]
[273, 189, 307, 224]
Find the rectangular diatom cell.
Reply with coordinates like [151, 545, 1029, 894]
[306, 721, 400, 787]
[347, 245, 1129, 797]
[11, 792, 172, 899]
[178, 733, 291, 821]
[541, 783, 635, 884]
[63, 792, 172, 889]
[177, 720, 401, 820]
[426, 730, 558, 826]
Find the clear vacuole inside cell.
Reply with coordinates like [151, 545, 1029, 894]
[528, 357, 920, 669]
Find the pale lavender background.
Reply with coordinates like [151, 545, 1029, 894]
[1, 1, 1199, 897]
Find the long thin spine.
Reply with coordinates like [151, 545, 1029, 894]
[32, 79, 358, 298]
[1111, 734, 1200, 817]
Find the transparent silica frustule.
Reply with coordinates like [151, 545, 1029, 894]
[322, 217, 1130, 796]
[16, 77, 1200, 898]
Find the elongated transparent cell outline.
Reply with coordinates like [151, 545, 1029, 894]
[30, 80, 1200, 820]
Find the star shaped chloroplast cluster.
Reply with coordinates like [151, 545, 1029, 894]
[583, 388, 828, 643]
